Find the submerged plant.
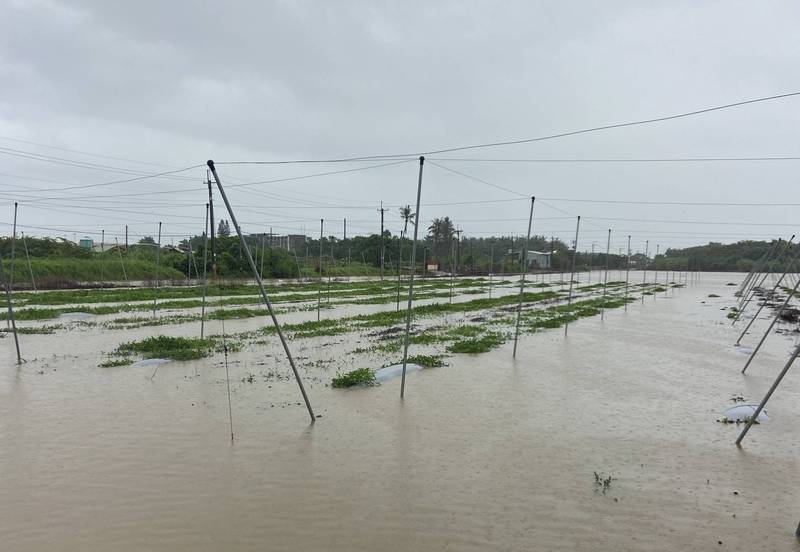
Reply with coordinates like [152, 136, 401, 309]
[405, 354, 447, 368]
[331, 367, 376, 388]
[593, 471, 616, 494]
[448, 332, 507, 354]
[113, 335, 217, 361]
[98, 357, 134, 368]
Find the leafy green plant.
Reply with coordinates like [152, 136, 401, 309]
[406, 354, 447, 367]
[331, 368, 376, 388]
[98, 357, 134, 368]
[114, 336, 217, 361]
[448, 332, 507, 353]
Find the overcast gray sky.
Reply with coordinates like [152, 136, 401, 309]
[1, 0, 800, 254]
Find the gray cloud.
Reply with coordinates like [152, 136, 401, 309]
[1, 0, 799, 251]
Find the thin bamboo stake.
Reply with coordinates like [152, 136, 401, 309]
[396, 232, 403, 312]
[564, 216, 581, 337]
[115, 238, 129, 284]
[0, 252, 21, 363]
[513, 197, 535, 358]
[200, 203, 210, 339]
[601, 229, 610, 321]
[208, 160, 315, 423]
[221, 319, 235, 442]
[652, 244, 660, 301]
[152, 222, 161, 318]
[449, 237, 456, 302]
[21, 232, 36, 293]
[400, 156, 425, 398]
[317, 219, 323, 322]
[100, 229, 105, 283]
[488, 243, 494, 299]
[641, 240, 649, 304]
[9, 202, 17, 292]
[624, 235, 631, 312]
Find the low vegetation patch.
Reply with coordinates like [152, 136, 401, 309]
[113, 336, 218, 361]
[331, 367, 376, 388]
[406, 354, 447, 367]
[448, 332, 507, 354]
[98, 357, 134, 368]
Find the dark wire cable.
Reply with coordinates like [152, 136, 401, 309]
[214, 91, 800, 163]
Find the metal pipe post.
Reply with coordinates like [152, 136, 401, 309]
[736, 339, 800, 445]
[513, 197, 535, 358]
[736, 249, 800, 345]
[734, 237, 794, 324]
[208, 160, 316, 422]
[0, 252, 21, 363]
[741, 273, 800, 374]
[400, 157, 425, 398]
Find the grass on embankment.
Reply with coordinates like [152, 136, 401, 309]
[6, 258, 184, 288]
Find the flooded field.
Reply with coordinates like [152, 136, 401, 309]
[2, 272, 799, 551]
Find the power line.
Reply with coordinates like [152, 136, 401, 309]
[584, 216, 797, 226]
[0, 136, 178, 169]
[430, 155, 800, 163]
[214, 91, 800, 162]
[540, 197, 800, 207]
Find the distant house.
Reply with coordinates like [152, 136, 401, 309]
[426, 260, 441, 271]
[526, 250, 551, 270]
[91, 242, 118, 253]
[79, 237, 94, 250]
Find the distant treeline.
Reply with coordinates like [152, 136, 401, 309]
[654, 240, 788, 272]
[0, 235, 786, 287]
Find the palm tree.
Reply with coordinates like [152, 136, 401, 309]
[426, 217, 455, 259]
[399, 205, 416, 235]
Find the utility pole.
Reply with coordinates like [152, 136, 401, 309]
[454, 227, 463, 277]
[378, 202, 386, 282]
[207, 172, 217, 278]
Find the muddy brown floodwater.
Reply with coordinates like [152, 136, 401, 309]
[2, 273, 800, 551]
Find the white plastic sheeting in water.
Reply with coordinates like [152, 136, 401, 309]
[375, 363, 423, 383]
[130, 358, 171, 369]
[59, 312, 95, 320]
[721, 404, 768, 423]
